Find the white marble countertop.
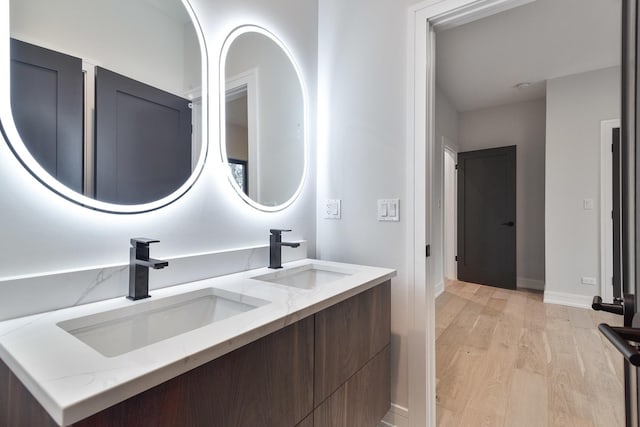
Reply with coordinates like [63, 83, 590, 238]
[0, 259, 395, 426]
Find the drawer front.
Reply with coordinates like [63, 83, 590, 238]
[314, 281, 391, 405]
[314, 345, 391, 427]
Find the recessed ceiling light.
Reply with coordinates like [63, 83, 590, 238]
[515, 82, 532, 89]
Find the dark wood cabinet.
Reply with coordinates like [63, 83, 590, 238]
[0, 281, 391, 427]
[314, 346, 390, 427]
[75, 316, 314, 427]
[0, 359, 58, 427]
[296, 413, 314, 427]
[314, 281, 391, 405]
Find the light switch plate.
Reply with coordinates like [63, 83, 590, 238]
[583, 199, 594, 210]
[378, 199, 400, 222]
[324, 199, 341, 219]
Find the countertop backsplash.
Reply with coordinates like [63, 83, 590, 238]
[0, 241, 307, 321]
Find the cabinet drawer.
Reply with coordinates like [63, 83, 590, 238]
[314, 345, 391, 427]
[314, 281, 391, 405]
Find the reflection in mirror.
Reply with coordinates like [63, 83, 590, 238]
[8, 0, 204, 206]
[223, 28, 306, 210]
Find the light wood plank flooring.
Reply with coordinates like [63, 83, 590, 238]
[436, 280, 625, 427]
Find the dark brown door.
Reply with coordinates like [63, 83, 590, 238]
[10, 38, 84, 193]
[457, 145, 516, 289]
[94, 67, 192, 205]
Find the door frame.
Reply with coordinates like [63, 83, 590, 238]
[442, 139, 458, 283]
[600, 119, 621, 303]
[407, 0, 531, 425]
[225, 69, 259, 201]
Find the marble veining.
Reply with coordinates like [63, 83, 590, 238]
[0, 258, 395, 426]
[0, 242, 307, 321]
[73, 266, 128, 306]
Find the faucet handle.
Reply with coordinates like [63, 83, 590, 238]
[270, 229, 292, 235]
[131, 237, 160, 248]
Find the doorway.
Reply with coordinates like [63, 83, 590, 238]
[409, 0, 622, 425]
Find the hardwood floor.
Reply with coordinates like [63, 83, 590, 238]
[436, 280, 625, 427]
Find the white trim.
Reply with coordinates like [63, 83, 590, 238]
[517, 277, 545, 291]
[82, 61, 96, 199]
[408, 1, 530, 426]
[434, 281, 445, 297]
[442, 140, 458, 282]
[600, 119, 620, 304]
[543, 291, 594, 309]
[430, 0, 536, 31]
[225, 69, 259, 201]
[407, 5, 431, 426]
[381, 403, 409, 427]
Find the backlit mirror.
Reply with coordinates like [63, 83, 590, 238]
[2, 0, 206, 212]
[222, 26, 306, 211]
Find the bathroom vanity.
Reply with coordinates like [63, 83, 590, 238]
[0, 260, 394, 426]
[0, 1, 392, 425]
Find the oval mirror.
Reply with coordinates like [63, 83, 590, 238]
[221, 27, 307, 211]
[2, 0, 207, 213]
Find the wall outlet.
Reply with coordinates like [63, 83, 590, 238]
[324, 199, 341, 219]
[581, 276, 597, 286]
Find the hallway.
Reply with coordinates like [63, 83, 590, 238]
[436, 280, 624, 426]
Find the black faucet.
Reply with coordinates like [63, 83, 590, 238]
[128, 238, 169, 300]
[269, 229, 301, 269]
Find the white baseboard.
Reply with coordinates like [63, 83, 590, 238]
[517, 277, 545, 291]
[380, 403, 409, 427]
[543, 291, 593, 309]
[435, 281, 445, 298]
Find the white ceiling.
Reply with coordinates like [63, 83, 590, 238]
[435, 0, 621, 112]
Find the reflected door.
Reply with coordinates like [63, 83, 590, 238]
[94, 67, 192, 205]
[10, 38, 83, 192]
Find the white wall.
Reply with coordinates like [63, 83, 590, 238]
[433, 87, 460, 289]
[458, 98, 546, 288]
[435, 87, 460, 150]
[545, 66, 620, 302]
[317, 0, 423, 413]
[0, 0, 317, 286]
[10, 0, 201, 97]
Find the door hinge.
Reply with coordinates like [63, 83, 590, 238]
[455, 164, 458, 170]
[455, 255, 458, 261]
[426, 245, 431, 257]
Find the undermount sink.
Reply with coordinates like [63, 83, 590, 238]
[57, 288, 269, 357]
[251, 263, 355, 290]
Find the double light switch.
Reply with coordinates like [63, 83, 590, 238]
[378, 199, 399, 222]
